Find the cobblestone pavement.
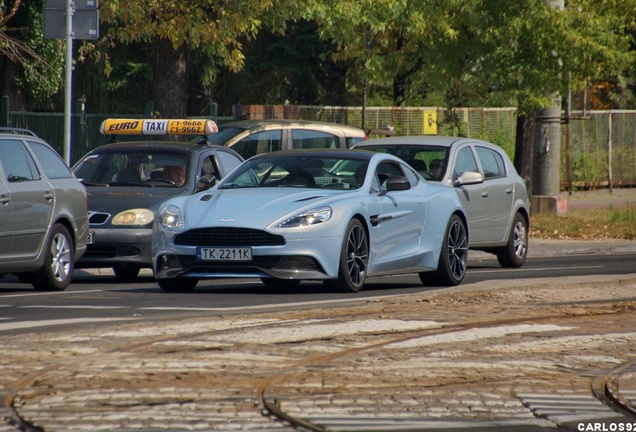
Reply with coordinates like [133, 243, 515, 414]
[1, 273, 636, 431]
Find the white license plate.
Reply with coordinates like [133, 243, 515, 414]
[198, 247, 252, 261]
[86, 231, 94, 244]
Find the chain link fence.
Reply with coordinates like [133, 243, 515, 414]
[2, 97, 635, 189]
[298, 105, 636, 189]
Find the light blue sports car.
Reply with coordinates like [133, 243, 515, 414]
[152, 149, 469, 292]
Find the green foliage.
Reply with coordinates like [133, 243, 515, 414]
[1, 0, 64, 104]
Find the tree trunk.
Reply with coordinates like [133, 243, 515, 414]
[515, 113, 535, 197]
[153, 38, 188, 119]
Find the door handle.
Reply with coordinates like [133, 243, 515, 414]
[481, 190, 489, 198]
[0, 195, 9, 205]
[44, 192, 54, 201]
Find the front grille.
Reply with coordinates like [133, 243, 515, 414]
[174, 228, 285, 247]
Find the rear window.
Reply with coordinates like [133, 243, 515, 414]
[28, 141, 73, 179]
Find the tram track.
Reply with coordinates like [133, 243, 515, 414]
[2, 281, 636, 431]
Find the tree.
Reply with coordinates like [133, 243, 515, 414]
[0, 0, 64, 110]
[88, 0, 301, 118]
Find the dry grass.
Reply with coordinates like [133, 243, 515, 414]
[530, 205, 636, 240]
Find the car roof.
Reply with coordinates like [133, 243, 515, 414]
[220, 119, 366, 135]
[357, 135, 502, 149]
[0, 127, 41, 138]
[86, 140, 225, 153]
[249, 148, 376, 161]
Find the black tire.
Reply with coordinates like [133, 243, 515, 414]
[157, 278, 198, 292]
[419, 214, 468, 286]
[324, 218, 368, 293]
[496, 212, 528, 268]
[260, 278, 301, 288]
[32, 224, 74, 291]
[112, 263, 142, 281]
[15, 273, 34, 283]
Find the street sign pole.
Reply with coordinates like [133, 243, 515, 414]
[44, 0, 99, 165]
[63, 0, 74, 165]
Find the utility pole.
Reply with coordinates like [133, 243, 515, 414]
[44, 0, 99, 165]
[532, 0, 564, 213]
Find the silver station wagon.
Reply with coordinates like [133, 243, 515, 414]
[0, 128, 88, 290]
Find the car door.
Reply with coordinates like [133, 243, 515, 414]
[0, 139, 54, 260]
[450, 145, 491, 245]
[195, 149, 243, 190]
[474, 145, 514, 242]
[0, 156, 14, 259]
[370, 160, 425, 265]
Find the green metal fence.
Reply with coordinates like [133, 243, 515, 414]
[1, 96, 635, 188]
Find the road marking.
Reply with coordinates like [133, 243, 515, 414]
[0, 317, 136, 331]
[0, 289, 98, 298]
[19, 305, 129, 309]
[472, 265, 604, 273]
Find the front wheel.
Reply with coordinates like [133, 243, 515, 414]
[157, 278, 198, 292]
[32, 224, 74, 291]
[113, 263, 141, 281]
[419, 214, 468, 286]
[324, 218, 368, 293]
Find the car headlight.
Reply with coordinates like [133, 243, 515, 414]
[277, 207, 332, 228]
[111, 208, 154, 226]
[159, 205, 183, 228]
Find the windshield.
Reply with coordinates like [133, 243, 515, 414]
[362, 144, 448, 181]
[206, 126, 245, 145]
[219, 155, 369, 190]
[73, 149, 190, 187]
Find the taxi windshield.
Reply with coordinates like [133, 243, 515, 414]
[73, 149, 189, 187]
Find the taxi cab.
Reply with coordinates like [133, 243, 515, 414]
[72, 119, 244, 281]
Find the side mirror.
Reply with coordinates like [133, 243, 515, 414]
[454, 171, 483, 186]
[380, 175, 410, 195]
[196, 175, 217, 192]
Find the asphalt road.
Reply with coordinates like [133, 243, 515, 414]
[0, 251, 635, 336]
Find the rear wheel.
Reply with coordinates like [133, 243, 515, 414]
[260, 278, 301, 288]
[496, 212, 528, 268]
[157, 278, 198, 292]
[113, 263, 141, 281]
[32, 224, 74, 291]
[324, 219, 368, 293]
[419, 214, 468, 286]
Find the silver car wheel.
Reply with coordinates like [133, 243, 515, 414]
[346, 222, 368, 287]
[51, 231, 72, 283]
[447, 218, 468, 281]
[513, 219, 527, 259]
[496, 212, 528, 268]
[325, 219, 368, 293]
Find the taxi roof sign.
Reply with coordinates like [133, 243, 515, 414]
[100, 119, 219, 136]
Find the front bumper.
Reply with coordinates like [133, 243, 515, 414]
[153, 234, 343, 281]
[76, 227, 152, 268]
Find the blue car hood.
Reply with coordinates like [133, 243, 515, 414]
[182, 188, 346, 230]
[86, 186, 185, 214]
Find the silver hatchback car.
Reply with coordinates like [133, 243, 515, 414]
[0, 128, 89, 290]
[355, 136, 530, 268]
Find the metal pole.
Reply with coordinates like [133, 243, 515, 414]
[63, 0, 74, 165]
